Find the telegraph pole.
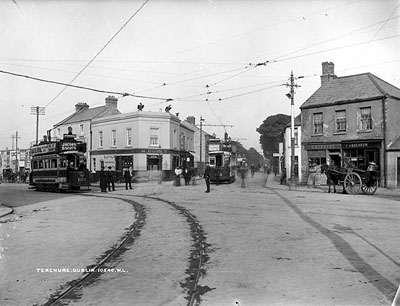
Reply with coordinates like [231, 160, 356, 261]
[30, 106, 45, 145]
[285, 71, 303, 189]
[15, 131, 20, 173]
[199, 116, 205, 174]
[11, 132, 21, 173]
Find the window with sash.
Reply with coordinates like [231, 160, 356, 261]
[126, 128, 132, 146]
[111, 130, 117, 147]
[150, 128, 159, 146]
[313, 113, 323, 134]
[99, 131, 103, 148]
[360, 107, 372, 130]
[335, 110, 346, 132]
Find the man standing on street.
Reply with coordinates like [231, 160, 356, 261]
[107, 166, 115, 191]
[204, 165, 211, 193]
[124, 168, 132, 190]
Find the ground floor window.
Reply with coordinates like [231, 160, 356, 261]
[342, 148, 379, 170]
[307, 150, 326, 167]
[147, 155, 162, 170]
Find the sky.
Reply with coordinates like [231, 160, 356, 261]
[0, 0, 399, 152]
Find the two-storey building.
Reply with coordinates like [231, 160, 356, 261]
[54, 96, 195, 182]
[300, 62, 400, 188]
[90, 110, 195, 181]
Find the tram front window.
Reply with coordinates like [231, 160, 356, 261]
[215, 155, 223, 167]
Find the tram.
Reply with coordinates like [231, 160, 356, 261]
[29, 130, 90, 191]
[208, 135, 237, 183]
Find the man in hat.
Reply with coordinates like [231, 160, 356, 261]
[107, 166, 115, 191]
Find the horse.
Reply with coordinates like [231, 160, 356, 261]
[320, 164, 340, 193]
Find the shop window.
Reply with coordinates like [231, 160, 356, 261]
[313, 113, 323, 134]
[308, 157, 326, 167]
[360, 107, 372, 130]
[335, 110, 346, 132]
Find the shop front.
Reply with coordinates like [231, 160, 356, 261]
[305, 143, 341, 168]
[341, 140, 381, 171]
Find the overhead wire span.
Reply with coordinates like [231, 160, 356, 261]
[217, 84, 283, 101]
[0, 69, 172, 102]
[345, 3, 400, 69]
[43, 0, 150, 108]
[267, 34, 400, 65]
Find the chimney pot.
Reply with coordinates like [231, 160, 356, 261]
[75, 102, 89, 112]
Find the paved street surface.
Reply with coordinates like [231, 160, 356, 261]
[0, 173, 399, 306]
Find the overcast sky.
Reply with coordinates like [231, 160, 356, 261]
[0, 0, 398, 151]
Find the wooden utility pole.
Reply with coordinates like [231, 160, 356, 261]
[30, 106, 45, 145]
[285, 71, 303, 189]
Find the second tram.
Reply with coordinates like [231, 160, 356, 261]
[208, 136, 237, 183]
[29, 130, 90, 191]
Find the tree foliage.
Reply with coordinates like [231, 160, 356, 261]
[231, 141, 263, 166]
[256, 114, 290, 159]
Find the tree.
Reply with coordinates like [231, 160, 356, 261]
[256, 114, 290, 159]
[230, 140, 263, 167]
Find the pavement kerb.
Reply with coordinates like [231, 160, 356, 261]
[0, 204, 13, 218]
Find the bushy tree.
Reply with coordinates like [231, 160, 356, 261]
[256, 114, 290, 159]
[231, 141, 263, 167]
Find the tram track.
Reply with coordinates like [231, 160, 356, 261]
[41, 193, 209, 306]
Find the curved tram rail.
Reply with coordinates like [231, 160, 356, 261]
[42, 193, 208, 306]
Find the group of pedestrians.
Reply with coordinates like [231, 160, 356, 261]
[100, 166, 134, 192]
[174, 166, 194, 186]
[99, 166, 116, 192]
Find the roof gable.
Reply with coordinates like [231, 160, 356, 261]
[300, 73, 400, 109]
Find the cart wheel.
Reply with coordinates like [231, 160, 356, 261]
[344, 173, 361, 194]
[361, 181, 378, 195]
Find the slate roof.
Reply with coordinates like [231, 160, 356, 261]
[300, 73, 400, 109]
[54, 105, 119, 126]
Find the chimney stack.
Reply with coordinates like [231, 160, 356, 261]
[186, 116, 196, 125]
[75, 102, 89, 112]
[105, 95, 118, 109]
[320, 62, 336, 86]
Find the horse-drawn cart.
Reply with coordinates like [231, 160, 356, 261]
[322, 163, 379, 195]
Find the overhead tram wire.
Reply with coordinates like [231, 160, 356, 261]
[173, 78, 287, 102]
[345, 3, 400, 69]
[43, 0, 150, 109]
[147, 0, 364, 64]
[264, 34, 400, 66]
[0, 69, 171, 102]
[256, 15, 400, 65]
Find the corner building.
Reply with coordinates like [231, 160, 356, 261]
[300, 62, 400, 188]
[53, 96, 195, 182]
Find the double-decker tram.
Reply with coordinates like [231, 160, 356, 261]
[29, 131, 90, 191]
[208, 134, 237, 183]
